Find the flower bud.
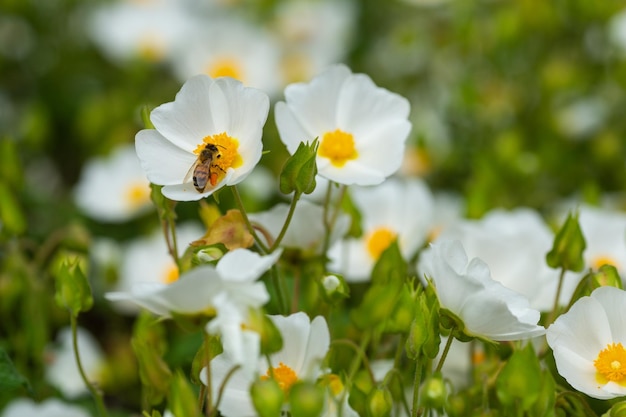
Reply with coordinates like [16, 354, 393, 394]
[606, 400, 626, 417]
[251, 378, 285, 417]
[53, 256, 93, 317]
[546, 211, 586, 272]
[420, 373, 447, 412]
[366, 387, 393, 417]
[280, 139, 319, 195]
[288, 381, 324, 417]
[321, 274, 349, 302]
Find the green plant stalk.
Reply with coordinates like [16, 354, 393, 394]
[331, 338, 376, 385]
[204, 333, 213, 417]
[71, 315, 108, 417]
[269, 190, 301, 253]
[347, 331, 372, 382]
[412, 360, 424, 417]
[547, 267, 567, 326]
[434, 335, 455, 374]
[270, 264, 289, 315]
[231, 185, 270, 254]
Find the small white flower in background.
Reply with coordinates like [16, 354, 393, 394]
[273, 0, 356, 84]
[201, 312, 331, 417]
[172, 16, 283, 97]
[87, 0, 190, 64]
[418, 240, 546, 341]
[328, 178, 434, 282]
[106, 248, 279, 319]
[249, 199, 350, 256]
[275, 64, 412, 186]
[45, 327, 105, 400]
[432, 208, 576, 312]
[74, 145, 152, 223]
[0, 398, 92, 417]
[136, 74, 269, 201]
[608, 7, 626, 58]
[113, 222, 203, 314]
[576, 204, 626, 276]
[547, 286, 626, 399]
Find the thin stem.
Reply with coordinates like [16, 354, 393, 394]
[70, 316, 108, 417]
[231, 185, 269, 254]
[269, 191, 301, 253]
[411, 361, 424, 417]
[204, 333, 213, 417]
[434, 335, 455, 374]
[167, 214, 180, 270]
[547, 267, 567, 326]
[321, 182, 347, 258]
[271, 264, 289, 315]
[331, 338, 376, 385]
[213, 365, 242, 414]
[346, 331, 372, 382]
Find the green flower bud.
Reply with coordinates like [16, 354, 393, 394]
[366, 387, 393, 417]
[569, 265, 623, 307]
[606, 400, 626, 417]
[546, 211, 586, 272]
[168, 371, 201, 417]
[420, 373, 447, 412]
[53, 257, 93, 317]
[251, 378, 285, 417]
[320, 274, 350, 303]
[280, 139, 319, 195]
[289, 381, 324, 417]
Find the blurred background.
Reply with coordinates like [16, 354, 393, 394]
[1, 0, 626, 413]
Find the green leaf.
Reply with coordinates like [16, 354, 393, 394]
[0, 348, 30, 394]
[496, 343, 542, 412]
[0, 181, 26, 236]
[279, 139, 319, 195]
[190, 334, 223, 386]
[168, 371, 202, 417]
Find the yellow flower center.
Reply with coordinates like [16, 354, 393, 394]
[162, 263, 179, 284]
[594, 342, 626, 385]
[137, 35, 165, 62]
[318, 129, 358, 167]
[193, 132, 242, 184]
[366, 227, 397, 260]
[206, 57, 244, 81]
[261, 362, 298, 394]
[592, 255, 619, 271]
[124, 181, 150, 209]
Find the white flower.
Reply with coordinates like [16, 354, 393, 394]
[1, 398, 92, 417]
[201, 312, 330, 417]
[577, 204, 626, 276]
[432, 208, 576, 311]
[73, 145, 152, 222]
[328, 178, 434, 282]
[249, 199, 349, 256]
[45, 327, 104, 399]
[113, 223, 203, 314]
[172, 16, 282, 97]
[135, 74, 269, 201]
[547, 286, 626, 399]
[106, 248, 280, 318]
[87, 0, 190, 64]
[275, 64, 411, 186]
[273, 0, 356, 84]
[418, 240, 545, 341]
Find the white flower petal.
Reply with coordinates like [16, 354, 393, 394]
[135, 129, 196, 186]
[216, 249, 282, 283]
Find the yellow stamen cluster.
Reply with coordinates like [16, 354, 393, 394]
[595, 342, 626, 384]
[162, 264, 180, 284]
[207, 57, 243, 81]
[366, 227, 397, 260]
[124, 182, 151, 209]
[193, 132, 242, 183]
[592, 255, 619, 271]
[318, 129, 358, 167]
[261, 362, 298, 394]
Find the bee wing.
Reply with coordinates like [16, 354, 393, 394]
[183, 160, 198, 184]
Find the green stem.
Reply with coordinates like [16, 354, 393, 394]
[347, 331, 372, 382]
[269, 191, 302, 253]
[167, 214, 180, 270]
[331, 338, 376, 385]
[204, 333, 213, 417]
[434, 335, 455, 374]
[547, 267, 566, 325]
[213, 365, 242, 415]
[271, 264, 289, 315]
[321, 183, 348, 258]
[411, 361, 424, 417]
[231, 185, 269, 254]
[70, 316, 108, 417]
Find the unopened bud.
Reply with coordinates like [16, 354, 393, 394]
[251, 378, 285, 417]
[366, 387, 393, 417]
[289, 381, 324, 417]
[420, 373, 447, 412]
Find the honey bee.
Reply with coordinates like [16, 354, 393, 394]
[184, 143, 225, 192]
